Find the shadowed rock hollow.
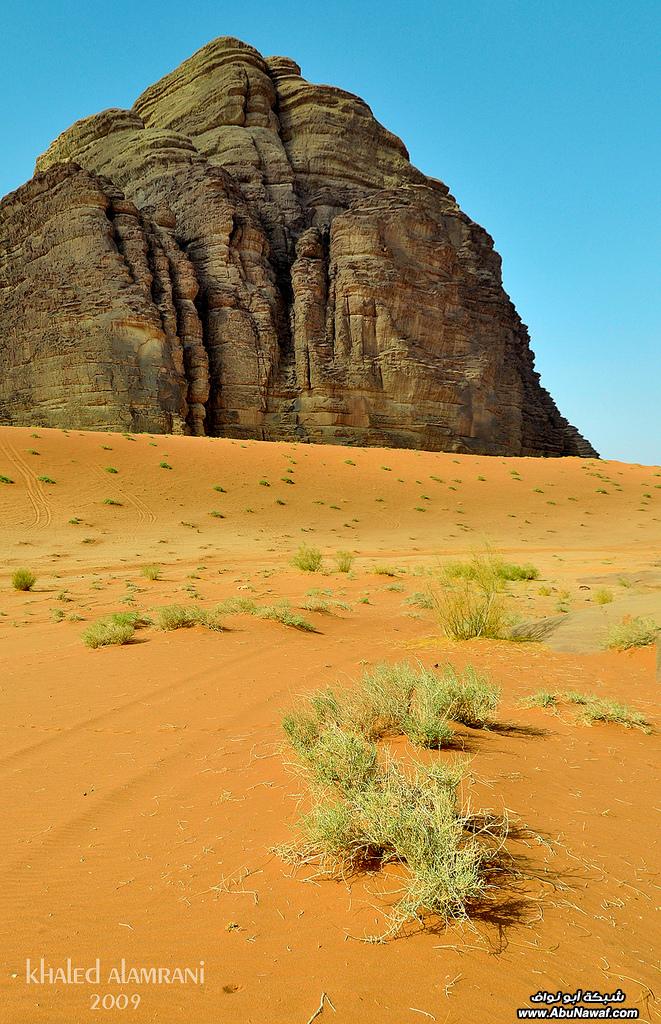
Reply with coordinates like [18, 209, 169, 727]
[0, 37, 596, 455]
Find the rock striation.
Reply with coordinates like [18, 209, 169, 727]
[0, 37, 596, 455]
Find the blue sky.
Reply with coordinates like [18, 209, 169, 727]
[2, 0, 659, 464]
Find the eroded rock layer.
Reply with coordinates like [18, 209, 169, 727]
[0, 37, 595, 455]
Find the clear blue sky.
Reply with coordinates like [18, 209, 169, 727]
[2, 0, 659, 464]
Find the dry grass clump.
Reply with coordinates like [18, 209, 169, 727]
[434, 572, 506, 641]
[277, 717, 502, 936]
[593, 588, 613, 605]
[605, 616, 659, 650]
[564, 691, 651, 731]
[256, 601, 315, 632]
[11, 568, 37, 592]
[373, 564, 401, 577]
[521, 690, 558, 709]
[446, 557, 539, 582]
[284, 661, 500, 754]
[521, 689, 651, 732]
[81, 611, 149, 649]
[156, 604, 223, 632]
[335, 550, 354, 573]
[141, 564, 162, 581]
[291, 545, 323, 573]
[213, 596, 258, 615]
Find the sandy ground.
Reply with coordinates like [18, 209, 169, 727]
[0, 425, 659, 1024]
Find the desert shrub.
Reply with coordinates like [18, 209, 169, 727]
[605, 616, 659, 650]
[497, 562, 539, 581]
[213, 597, 258, 615]
[104, 466, 118, 474]
[257, 601, 315, 631]
[446, 557, 538, 582]
[299, 726, 378, 793]
[38, 476, 56, 484]
[373, 564, 400, 577]
[434, 577, 506, 641]
[287, 661, 499, 752]
[564, 691, 650, 732]
[156, 604, 223, 632]
[12, 568, 36, 591]
[593, 588, 613, 605]
[521, 690, 558, 708]
[278, 726, 492, 935]
[0, 475, 14, 484]
[291, 545, 323, 573]
[141, 564, 161, 581]
[300, 596, 332, 614]
[522, 689, 650, 732]
[103, 498, 122, 506]
[82, 614, 136, 648]
[159, 461, 172, 470]
[335, 550, 354, 573]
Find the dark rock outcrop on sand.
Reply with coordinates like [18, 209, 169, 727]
[0, 38, 596, 455]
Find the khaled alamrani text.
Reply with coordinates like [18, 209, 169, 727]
[21, 958, 205, 1011]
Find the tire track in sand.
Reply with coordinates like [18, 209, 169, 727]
[91, 464, 156, 525]
[0, 437, 52, 528]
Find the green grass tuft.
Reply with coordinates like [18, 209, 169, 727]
[335, 550, 354, 573]
[291, 545, 323, 572]
[12, 568, 37, 591]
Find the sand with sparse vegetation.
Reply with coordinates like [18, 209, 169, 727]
[0, 425, 659, 1023]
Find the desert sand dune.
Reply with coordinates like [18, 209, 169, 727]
[0, 426, 659, 1023]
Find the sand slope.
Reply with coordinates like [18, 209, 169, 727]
[0, 426, 659, 1023]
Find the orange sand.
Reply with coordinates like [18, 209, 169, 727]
[0, 426, 659, 1023]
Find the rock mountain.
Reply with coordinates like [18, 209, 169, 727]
[0, 37, 596, 456]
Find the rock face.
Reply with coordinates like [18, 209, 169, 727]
[0, 37, 596, 455]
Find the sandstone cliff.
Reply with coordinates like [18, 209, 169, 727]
[0, 37, 596, 455]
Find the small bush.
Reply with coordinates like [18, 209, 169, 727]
[104, 466, 118, 474]
[103, 498, 122, 506]
[521, 690, 558, 708]
[300, 596, 332, 614]
[605, 616, 659, 650]
[287, 661, 499, 752]
[564, 692, 650, 731]
[335, 550, 354, 573]
[373, 564, 400, 577]
[38, 476, 56, 484]
[522, 690, 650, 732]
[82, 615, 135, 649]
[278, 723, 492, 935]
[446, 558, 538, 582]
[291, 545, 323, 573]
[434, 578, 506, 641]
[159, 461, 172, 470]
[141, 564, 161, 581]
[0, 475, 14, 484]
[593, 588, 613, 605]
[156, 604, 223, 631]
[257, 601, 315, 631]
[12, 568, 36, 591]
